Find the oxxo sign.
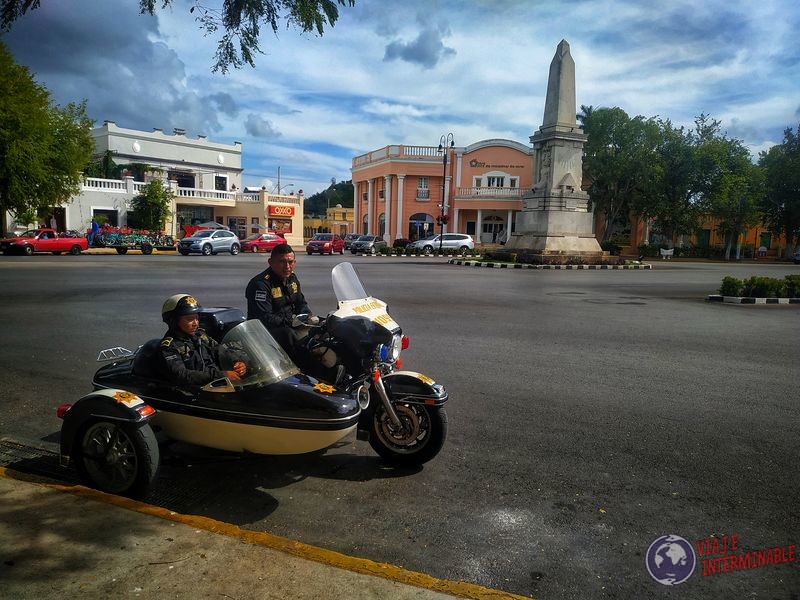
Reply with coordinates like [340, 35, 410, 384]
[268, 205, 295, 217]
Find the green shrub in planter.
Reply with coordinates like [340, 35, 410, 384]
[741, 276, 786, 298]
[719, 276, 743, 296]
[784, 274, 800, 298]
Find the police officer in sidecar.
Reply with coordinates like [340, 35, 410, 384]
[159, 294, 247, 386]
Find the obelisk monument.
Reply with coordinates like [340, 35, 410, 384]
[506, 39, 603, 258]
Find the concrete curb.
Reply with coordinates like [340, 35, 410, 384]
[447, 259, 652, 270]
[707, 295, 800, 304]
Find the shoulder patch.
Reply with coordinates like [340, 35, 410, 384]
[161, 337, 173, 347]
[254, 290, 268, 302]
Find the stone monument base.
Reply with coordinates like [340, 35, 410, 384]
[488, 234, 615, 265]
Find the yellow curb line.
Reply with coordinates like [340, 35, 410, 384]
[0, 467, 532, 600]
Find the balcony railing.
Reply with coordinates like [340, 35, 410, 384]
[455, 187, 524, 199]
[81, 177, 301, 206]
[352, 144, 443, 168]
[416, 188, 430, 199]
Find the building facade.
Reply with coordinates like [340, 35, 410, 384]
[351, 140, 533, 245]
[5, 122, 304, 246]
[303, 204, 355, 239]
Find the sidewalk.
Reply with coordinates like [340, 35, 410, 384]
[0, 468, 527, 600]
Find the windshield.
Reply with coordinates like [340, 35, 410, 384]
[332, 262, 368, 302]
[193, 230, 214, 238]
[312, 234, 333, 241]
[358, 236, 375, 241]
[19, 231, 37, 238]
[217, 320, 299, 387]
[245, 234, 260, 241]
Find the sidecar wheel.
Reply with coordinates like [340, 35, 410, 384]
[369, 404, 447, 466]
[74, 420, 159, 498]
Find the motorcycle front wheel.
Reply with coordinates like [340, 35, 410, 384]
[74, 420, 159, 498]
[369, 403, 447, 466]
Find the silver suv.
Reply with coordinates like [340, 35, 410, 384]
[407, 233, 475, 253]
[178, 229, 241, 256]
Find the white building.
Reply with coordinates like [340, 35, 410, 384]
[6, 121, 304, 246]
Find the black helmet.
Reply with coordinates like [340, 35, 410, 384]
[162, 294, 202, 324]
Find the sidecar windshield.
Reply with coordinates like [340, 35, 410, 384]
[332, 262, 368, 302]
[217, 320, 299, 387]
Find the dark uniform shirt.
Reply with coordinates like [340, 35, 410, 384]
[245, 267, 310, 353]
[159, 328, 226, 386]
[245, 267, 310, 328]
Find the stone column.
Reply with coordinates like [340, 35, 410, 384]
[367, 179, 374, 235]
[396, 175, 405, 240]
[477, 208, 483, 244]
[384, 175, 392, 244]
[443, 176, 452, 234]
[353, 181, 360, 235]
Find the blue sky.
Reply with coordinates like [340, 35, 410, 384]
[2, 0, 799, 196]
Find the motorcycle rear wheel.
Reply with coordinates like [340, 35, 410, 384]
[74, 420, 159, 498]
[369, 404, 447, 466]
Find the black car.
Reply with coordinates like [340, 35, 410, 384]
[343, 233, 360, 250]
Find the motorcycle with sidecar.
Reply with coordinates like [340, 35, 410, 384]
[57, 262, 449, 497]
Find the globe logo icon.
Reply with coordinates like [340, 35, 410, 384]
[645, 534, 696, 585]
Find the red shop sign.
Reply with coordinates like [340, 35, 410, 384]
[269, 205, 295, 217]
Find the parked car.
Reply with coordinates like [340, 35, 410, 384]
[306, 233, 345, 255]
[178, 229, 240, 256]
[241, 232, 287, 253]
[393, 238, 412, 248]
[350, 235, 388, 254]
[407, 233, 475, 253]
[343, 233, 360, 250]
[793, 248, 800, 264]
[0, 228, 88, 256]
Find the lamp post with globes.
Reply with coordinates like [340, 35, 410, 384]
[437, 133, 454, 253]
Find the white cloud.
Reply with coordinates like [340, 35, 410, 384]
[2, 0, 798, 192]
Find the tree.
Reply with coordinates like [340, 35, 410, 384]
[84, 150, 122, 179]
[759, 125, 800, 258]
[0, 41, 94, 234]
[581, 107, 661, 242]
[1, 0, 357, 73]
[638, 119, 701, 242]
[129, 179, 173, 232]
[304, 179, 353, 216]
[691, 116, 763, 260]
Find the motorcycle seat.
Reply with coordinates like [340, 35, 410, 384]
[132, 338, 167, 379]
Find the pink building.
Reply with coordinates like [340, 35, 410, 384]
[351, 139, 533, 244]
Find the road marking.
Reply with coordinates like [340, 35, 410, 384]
[0, 467, 533, 600]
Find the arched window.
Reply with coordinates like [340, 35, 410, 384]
[408, 213, 434, 241]
[362, 214, 369, 236]
[378, 213, 386, 237]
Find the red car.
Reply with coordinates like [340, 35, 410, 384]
[306, 233, 345, 255]
[0, 228, 88, 256]
[241, 232, 287, 253]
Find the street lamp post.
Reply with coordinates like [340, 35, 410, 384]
[437, 133, 454, 253]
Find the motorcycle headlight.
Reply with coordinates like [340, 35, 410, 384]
[378, 333, 402, 363]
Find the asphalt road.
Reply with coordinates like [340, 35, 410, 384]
[0, 253, 797, 599]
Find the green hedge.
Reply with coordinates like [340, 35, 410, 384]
[718, 274, 800, 298]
